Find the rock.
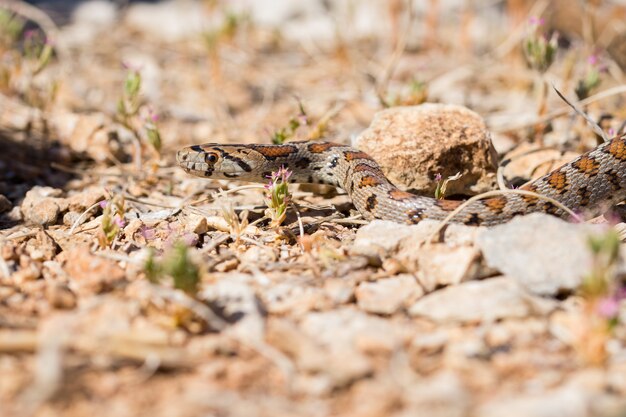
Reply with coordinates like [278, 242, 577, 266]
[67, 187, 106, 212]
[476, 213, 600, 296]
[266, 318, 328, 373]
[354, 104, 498, 195]
[402, 219, 486, 246]
[355, 274, 423, 314]
[21, 197, 60, 226]
[297, 308, 406, 386]
[63, 247, 126, 294]
[45, 282, 77, 309]
[21, 186, 66, 226]
[400, 371, 470, 417]
[477, 386, 589, 417]
[349, 220, 419, 260]
[409, 277, 555, 323]
[399, 243, 482, 291]
[323, 278, 355, 305]
[124, 0, 211, 41]
[0, 195, 11, 213]
[502, 142, 579, 183]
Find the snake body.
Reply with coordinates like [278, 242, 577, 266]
[177, 135, 626, 226]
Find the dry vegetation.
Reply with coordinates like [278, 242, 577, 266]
[1, 0, 626, 416]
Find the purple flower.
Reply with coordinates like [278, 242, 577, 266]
[24, 29, 37, 40]
[99, 200, 109, 209]
[529, 16, 545, 26]
[435, 173, 442, 182]
[587, 55, 599, 66]
[140, 225, 156, 240]
[182, 232, 198, 246]
[114, 215, 126, 228]
[597, 297, 620, 318]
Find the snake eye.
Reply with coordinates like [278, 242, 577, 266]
[205, 153, 218, 164]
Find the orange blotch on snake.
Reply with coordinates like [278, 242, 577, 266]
[388, 189, 415, 201]
[359, 175, 384, 188]
[250, 144, 297, 158]
[546, 170, 569, 194]
[343, 151, 371, 161]
[307, 142, 341, 154]
[434, 199, 463, 211]
[483, 196, 507, 214]
[572, 155, 601, 176]
[605, 136, 626, 161]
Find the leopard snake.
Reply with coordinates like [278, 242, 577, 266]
[177, 135, 626, 226]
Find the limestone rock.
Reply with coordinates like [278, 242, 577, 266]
[350, 220, 420, 260]
[21, 186, 65, 226]
[409, 277, 555, 323]
[354, 104, 498, 195]
[355, 274, 423, 314]
[476, 213, 601, 296]
[399, 243, 482, 291]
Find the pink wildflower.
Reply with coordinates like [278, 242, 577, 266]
[597, 297, 620, 318]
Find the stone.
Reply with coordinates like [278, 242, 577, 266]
[67, 187, 107, 212]
[502, 142, 580, 183]
[354, 104, 498, 195]
[64, 247, 126, 294]
[124, 0, 210, 41]
[355, 274, 423, 314]
[400, 371, 470, 417]
[349, 220, 419, 260]
[477, 386, 589, 417]
[297, 308, 407, 385]
[399, 243, 482, 291]
[476, 213, 601, 296]
[21, 186, 66, 226]
[409, 277, 555, 323]
[45, 282, 77, 309]
[23, 199, 60, 226]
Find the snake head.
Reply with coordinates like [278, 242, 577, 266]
[177, 144, 258, 179]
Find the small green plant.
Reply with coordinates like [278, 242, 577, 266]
[145, 241, 201, 295]
[434, 172, 462, 199]
[389, 78, 429, 107]
[116, 68, 142, 124]
[115, 68, 163, 156]
[271, 102, 308, 144]
[264, 166, 292, 227]
[202, 11, 249, 53]
[98, 196, 126, 248]
[522, 16, 558, 142]
[523, 17, 558, 73]
[573, 229, 626, 363]
[0, 10, 24, 48]
[575, 55, 605, 101]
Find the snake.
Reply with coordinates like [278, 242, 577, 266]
[177, 135, 626, 226]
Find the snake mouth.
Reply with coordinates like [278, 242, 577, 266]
[176, 148, 211, 176]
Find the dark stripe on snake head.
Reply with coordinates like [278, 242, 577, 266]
[213, 147, 253, 172]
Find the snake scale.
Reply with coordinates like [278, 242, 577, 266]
[177, 134, 626, 226]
